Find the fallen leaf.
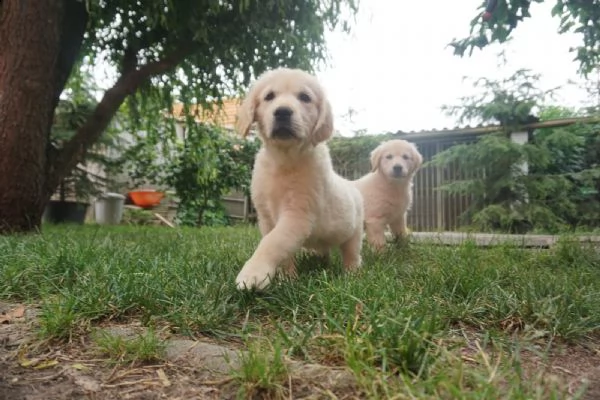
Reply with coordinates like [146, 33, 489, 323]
[0, 305, 25, 324]
[19, 358, 39, 367]
[71, 363, 89, 371]
[34, 359, 59, 370]
[11, 305, 25, 318]
[18, 348, 40, 368]
[18, 348, 59, 370]
[157, 368, 171, 387]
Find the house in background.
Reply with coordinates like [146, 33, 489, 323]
[170, 99, 240, 139]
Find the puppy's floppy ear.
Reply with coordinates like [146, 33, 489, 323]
[370, 143, 385, 172]
[410, 143, 424, 173]
[235, 93, 256, 137]
[236, 72, 271, 137]
[311, 98, 334, 145]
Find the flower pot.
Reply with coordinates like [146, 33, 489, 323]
[128, 190, 165, 208]
[43, 200, 89, 224]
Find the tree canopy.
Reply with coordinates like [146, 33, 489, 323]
[58, 0, 357, 188]
[450, 0, 600, 75]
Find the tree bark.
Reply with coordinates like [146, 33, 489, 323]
[45, 0, 89, 157]
[0, 0, 65, 233]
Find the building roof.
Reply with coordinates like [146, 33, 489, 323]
[391, 116, 600, 141]
[169, 98, 241, 129]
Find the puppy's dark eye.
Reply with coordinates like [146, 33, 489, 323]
[264, 91, 275, 101]
[298, 92, 311, 103]
[385, 154, 393, 160]
[402, 154, 410, 160]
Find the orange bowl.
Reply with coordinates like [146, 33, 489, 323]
[128, 190, 165, 208]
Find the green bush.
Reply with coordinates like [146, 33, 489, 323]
[119, 119, 259, 227]
[163, 124, 259, 226]
[429, 63, 600, 233]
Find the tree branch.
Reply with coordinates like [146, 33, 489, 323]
[45, 43, 195, 196]
[44, 0, 89, 159]
[121, 45, 138, 75]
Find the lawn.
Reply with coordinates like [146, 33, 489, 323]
[1, 224, 599, 399]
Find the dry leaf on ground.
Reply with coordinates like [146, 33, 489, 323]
[0, 305, 26, 324]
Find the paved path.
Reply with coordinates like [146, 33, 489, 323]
[398, 231, 600, 248]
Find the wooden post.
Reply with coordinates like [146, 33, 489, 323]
[435, 142, 444, 231]
[510, 131, 529, 175]
[510, 130, 530, 206]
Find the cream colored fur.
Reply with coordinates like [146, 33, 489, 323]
[354, 139, 423, 251]
[235, 68, 364, 290]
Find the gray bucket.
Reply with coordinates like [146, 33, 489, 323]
[94, 192, 126, 225]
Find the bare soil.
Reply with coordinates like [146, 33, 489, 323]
[0, 302, 359, 400]
[1, 302, 598, 400]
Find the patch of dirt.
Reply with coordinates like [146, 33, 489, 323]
[0, 302, 361, 400]
[2, 302, 599, 399]
[456, 326, 600, 399]
[518, 342, 600, 399]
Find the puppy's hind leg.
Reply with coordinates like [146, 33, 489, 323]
[316, 250, 331, 268]
[340, 229, 363, 272]
[365, 219, 387, 252]
[283, 257, 298, 279]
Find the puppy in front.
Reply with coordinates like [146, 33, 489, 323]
[354, 139, 423, 251]
[235, 68, 364, 290]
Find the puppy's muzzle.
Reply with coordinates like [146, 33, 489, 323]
[392, 164, 405, 178]
[271, 107, 296, 140]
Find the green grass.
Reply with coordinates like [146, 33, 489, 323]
[1, 224, 599, 398]
[92, 327, 165, 365]
[232, 339, 289, 399]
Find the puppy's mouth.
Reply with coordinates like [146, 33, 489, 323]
[271, 124, 297, 140]
[390, 169, 408, 179]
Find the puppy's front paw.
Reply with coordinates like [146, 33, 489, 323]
[369, 239, 387, 253]
[235, 261, 276, 291]
[343, 255, 362, 272]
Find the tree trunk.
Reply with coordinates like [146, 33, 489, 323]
[0, 0, 194, 234]
[0, 1, 65, 233]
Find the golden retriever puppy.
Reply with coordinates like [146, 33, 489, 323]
[354, 139, 423, 251]
[235, 68, 364, 290]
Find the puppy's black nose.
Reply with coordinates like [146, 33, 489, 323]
[393, 165, 403, 174]
[274, 107, 293, 120]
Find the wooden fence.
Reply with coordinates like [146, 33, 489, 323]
[407, 137, 479, 231]
[222, 190, 255, 223]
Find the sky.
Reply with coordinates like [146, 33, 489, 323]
[317, 0, 592, 135]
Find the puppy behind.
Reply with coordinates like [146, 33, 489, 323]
[235, 68, 364, 290]
[354, 139, 423, 251]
